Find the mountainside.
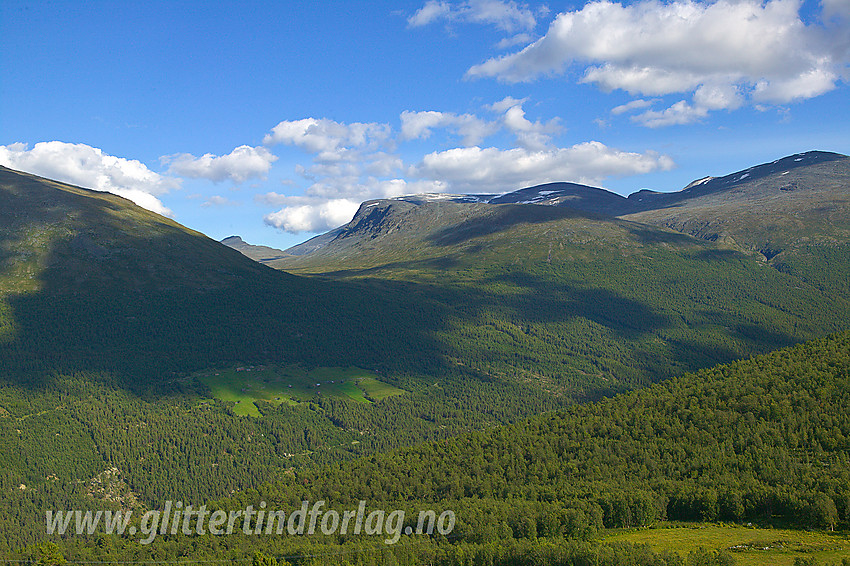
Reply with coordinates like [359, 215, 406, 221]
[624, 150, 848, 214]
[263, 184, 849, 401]
[269, 150, 850, 299]
[622, 151, 850, 296]
[0, 166, 270, 293]
[489, 181, 632, 214]
[2, 164, 582, 399]
[1, 165, 306, 383]
[1, 166, 492, 390]
[284, 327, 850, 528]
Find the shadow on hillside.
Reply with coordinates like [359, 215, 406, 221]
[0, 173, 450, 393]
[624, 224, 699, 246]
[427, 205, 595, 246]
[0, 171, 822, 398]
[482, 270, 669, 335]
[694, 249, 746, 262]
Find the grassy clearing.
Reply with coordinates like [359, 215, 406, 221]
[605, 523, 850, 565]
[354, 375, 406, 401]
[196, 365, 404, 417]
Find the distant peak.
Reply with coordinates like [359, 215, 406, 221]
[221, 235, 245, 244]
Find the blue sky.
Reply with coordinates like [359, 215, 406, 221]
[2, 0, 848, 249]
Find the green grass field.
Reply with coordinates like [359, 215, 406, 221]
[605, 523, 850, 565]
[196, 365, 404, 417]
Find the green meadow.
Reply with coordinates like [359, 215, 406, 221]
[196, 365, 404, 417]
[605, 523, 850, 566]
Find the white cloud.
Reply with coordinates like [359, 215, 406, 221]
[467, 0, 848, 123]
[260, 116, 418, 232]
[0, 141, 178, 216]
[489, 96, 561, 150]
[263, 118, 391, 162]
[409, 0, 541, 32]
[259, 108, 672, 234]
[632, 100, 708, 127]
[364, 152, 404, 177]
[401, 98, 560, 150]
[408, 1, 452, 26]
[693, 83, 744, 110]
[298, 177, 444, 202]
[610, 98, 655, 115]
[821, 0, 850, 57]
[496, 33, 534, 49]
[582, 65, 705, 96]
[822, 0, 850, 21]
[255, 192, 290, 207]
[264, 198, 361, 233]
[632, 83, 743, 127]
[487, 95, 527, 113]
[752, 66, 839, 103]
[412, 141, 674, 192]
[163, 145, 277, 183]
[400, 110, 498, 145]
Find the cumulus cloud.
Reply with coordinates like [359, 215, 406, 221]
[632, 100, 708, 127]
[163, 145, 277, 183]
[611, 98, 655, 115]
[400, 98, 559, 149]
[263, 118, 391, 162]
[0, 141, 178, 215]
[496, 33, 534, 49]
[821, 0, 850, 61]
[488, 96, 561, 149]
[752, 67, 839, 103]
[263, 198, 362, 233]
[411, 141, 674, 192]
[467, 0, 848, 123]
[400, 110, 498, 145]
[629, 83, 744, 127]
[409, 0, 542, 32]
[409, 0, 453, 26]
[260, 116, 415, 233]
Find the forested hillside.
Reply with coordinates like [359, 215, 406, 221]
[21, 330, 850, 564]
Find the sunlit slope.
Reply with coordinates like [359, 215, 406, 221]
[622, 151, 850, 250]
[621, 151, 850, 294]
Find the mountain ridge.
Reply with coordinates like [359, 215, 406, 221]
[249, 150, 848, 276]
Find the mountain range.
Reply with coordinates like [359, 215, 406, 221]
[247, 150, 847, 279]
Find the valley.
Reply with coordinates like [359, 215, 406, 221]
[1, 152, 849, 564]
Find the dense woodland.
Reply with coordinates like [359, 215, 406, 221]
[5, 330, 849, 564]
